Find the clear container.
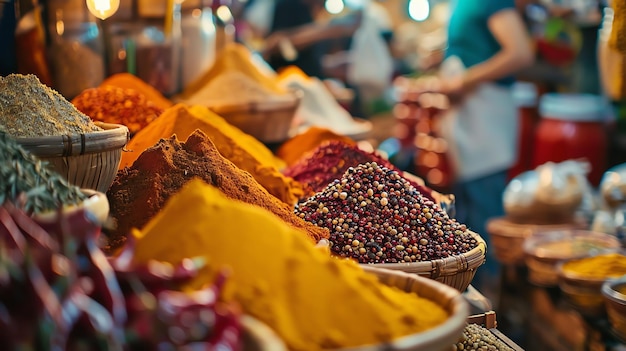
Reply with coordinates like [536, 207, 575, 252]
[47, 0, 106, 99]
[180, 0, 216, 89]
[102, 0, 182, 96]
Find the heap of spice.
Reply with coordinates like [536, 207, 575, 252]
[107, 130, 327, 249]
[100, 73, 173, 110]
[284, 140, 435, 201]
[0, 74, 102, 137]
[295, 162, 477, 263]
[177, 43, 293, 106]
[0, 132, 86, 214]
[276, 126, 356, 166]
[72, 86, 164, 135]
[454, 324, 514, 351]
[132, 178, 449, 351]
[562, 253, 626, 279]
[118, 104, 303, 205]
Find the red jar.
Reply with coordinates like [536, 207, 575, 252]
[532, 94, 609, 186]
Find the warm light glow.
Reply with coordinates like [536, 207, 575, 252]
[86, 0, 120, 20]
[216, 5, 233, 23]
[408, 0, 430, 22]
[325, 0, 344, 14]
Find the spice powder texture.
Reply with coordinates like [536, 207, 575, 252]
[118, 104, 303, 205]
[100, 73, 173, 110]
[562, 253, 626, 279]
[107, 130, 328, 248]
[132, 178, 449, 351]
[72, 86, 164, 135]
[0, 74, 102, 137]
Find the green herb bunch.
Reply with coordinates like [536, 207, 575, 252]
[0, 132, 86, 214]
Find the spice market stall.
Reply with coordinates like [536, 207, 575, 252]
[0, 23, 526, 350]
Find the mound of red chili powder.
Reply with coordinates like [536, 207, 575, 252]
[294, 162, 477, 264]
[107, 130, 328, 250]
[283, 140, 436, 202]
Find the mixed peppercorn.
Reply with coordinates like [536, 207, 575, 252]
[295, 162, 477, 263]
[454, 324, 515, 351]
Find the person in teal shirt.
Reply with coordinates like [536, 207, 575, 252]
[432, 0, 534, 303]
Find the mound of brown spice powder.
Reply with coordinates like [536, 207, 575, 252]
[106, 130, 328, 249]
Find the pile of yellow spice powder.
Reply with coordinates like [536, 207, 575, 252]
[131, 179, 448, 351]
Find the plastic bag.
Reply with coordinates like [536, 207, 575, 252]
[347, 19, 393, 90]
[503, 160, 594, 221]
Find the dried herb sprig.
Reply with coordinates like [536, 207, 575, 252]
[0, 132, 86, 214]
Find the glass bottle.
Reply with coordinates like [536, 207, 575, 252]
[47, 0, 106, 99]
[180, 0, 216, 89]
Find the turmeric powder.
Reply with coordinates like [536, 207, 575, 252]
[132, 179, 449, 351]
[562, 253, 626, 279]
[107, 130, 327, 247]
[100, 73, 173, 110]
[610, 0, 626, 54]
[178, 43, 287, 100]
[119, 104, 304, 205]
[276, 126, 356, 166]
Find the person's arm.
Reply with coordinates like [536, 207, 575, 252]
[262, 11, 362, 58]
[441, 9, 534, 95]
[464, 9, 534, 88]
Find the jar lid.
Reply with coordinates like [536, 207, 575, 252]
[512, 81, 538, 107]
[539, 93, 608, 122]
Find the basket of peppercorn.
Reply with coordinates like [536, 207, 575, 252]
[295, 162, 487, 292]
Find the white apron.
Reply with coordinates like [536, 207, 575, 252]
[438, 83, 519, 182]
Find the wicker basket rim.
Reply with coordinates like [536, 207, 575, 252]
[334, 266, 469, 351]
[364, 230, 487, 272]
[14, 122, 129, 147]
[556, 252, 626, 285]
[523, 230, 622, 260]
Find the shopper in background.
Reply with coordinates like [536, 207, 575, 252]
[260, 0, 362, 78]
[429, 0, 534, 301]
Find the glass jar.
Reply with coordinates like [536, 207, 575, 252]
[532, 93, 609, 186]
[180, 0, 216, 89]
[47, 0, 106, 99]
[103, 0, 182, 96]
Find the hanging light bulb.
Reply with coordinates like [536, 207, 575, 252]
[86, 0, 120, 20]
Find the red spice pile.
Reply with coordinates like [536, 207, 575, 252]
[106, 130, 328, 249]
[295, 162, 477, 264]
[72, 86, 164, 134]
[284, 140, 435, 201]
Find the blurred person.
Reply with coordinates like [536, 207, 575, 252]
[261, 0, 362, 78]
[429, 0, 534, 300]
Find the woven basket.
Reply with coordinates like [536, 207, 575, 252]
[332, 266, 469, 351]
[557, 260, 609, 317]
[523, 230, 621, 287]
[208, 93, 301, 144]
[486, 217, 587, 266]
[14, 122, 130, 193]
[363, 231, 486, 292]
[602, 277, 626, 342]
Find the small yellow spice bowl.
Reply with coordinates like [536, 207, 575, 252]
[602, 276, 626, 342]
[523, 230, 621, 287]
[557, 253, 626, 317]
